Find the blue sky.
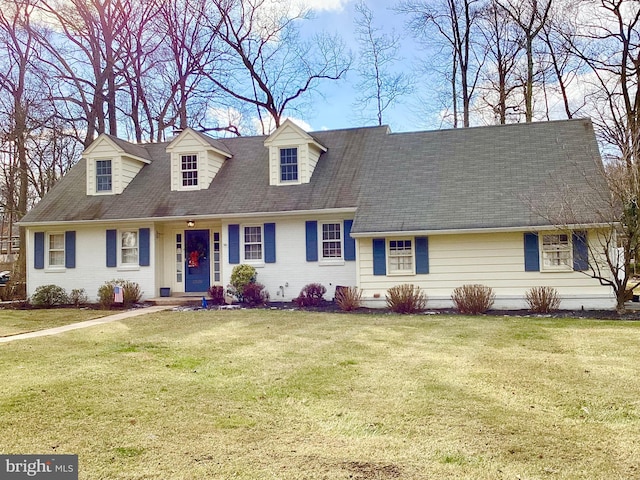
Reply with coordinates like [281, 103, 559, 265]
[292, 0, 435, 133]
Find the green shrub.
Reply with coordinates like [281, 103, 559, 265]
[335, 286, 363, 311]
[208, 285, 226, 305]
[386, 284, 427, 314]
[228, 264, 257, 302]
[242, 282, 269, 306]
[31, 284, 69, 308]
[525, 286, 560, 313]
[294, 283, 327, 307]
[70, 288, 89, 307]
[451, 284, 495, 314]
[97, 279, 142, 309]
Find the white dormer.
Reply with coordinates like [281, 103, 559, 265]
[166, 128, 232, 191]
[264, 119, 327, 186]
[84, 134, 151, 196]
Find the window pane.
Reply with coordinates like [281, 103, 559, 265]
[245, 244, 262, 260]
[122, 248, 138, 264]
[542, 234, 571, 268]
[49, 250, 64, 266]
[322, 223, 342, 258]
[243, 226, 263, 261]
[121, 231, 139, 264]
[49, 234, 64, 250]
[48, 234, 65, 266]
[96, 160, 112, 192]
[389, 239, 413, 273]
[280, 148, 298, 181]
[181, 155, 198, 186]
[122, 231, 138, 248]
[244, 226, 262, 243]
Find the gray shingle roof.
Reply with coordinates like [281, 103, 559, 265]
[21, 119, 606, 234]
[104, 134, 151, 161]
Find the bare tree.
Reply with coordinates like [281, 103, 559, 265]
[397, 0, 484, 127]
[496, 0, 552, 122]
[476, 0, 523, 124]
[563, 0, 640, 169]
[35, 0, 130, 145]
[205, 0, 350, 132]
[0, 0, 43, 280]
[353, 1, 413, 126]
[117, 0, 161, 142]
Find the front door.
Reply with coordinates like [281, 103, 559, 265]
[185, 229, 210, 292]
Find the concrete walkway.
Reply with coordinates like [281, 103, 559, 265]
[0, 305, 176, 344]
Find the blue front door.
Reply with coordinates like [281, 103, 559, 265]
[185, 230, 210, 292]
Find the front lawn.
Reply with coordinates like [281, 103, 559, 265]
[1, 310, 639, 479]
[0, 308, 106, 337]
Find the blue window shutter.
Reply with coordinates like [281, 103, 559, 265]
[228, 224, 240, 264]
[343, 220, 356, 261]
[373, 238, 386, 275]
[65, 231, 76, 269]
[573, 231, 588, 271]
[106, 229, 117, 267]
[524, 232, 540, 271]
[415, 236, 429, 274]
[34, 232, 45, 269]
[264, 223, 276, 263]
[139, 228, 150, 266]
[306, 221, 318, 262]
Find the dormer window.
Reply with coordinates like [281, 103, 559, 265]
[264, 119, 327, 186]
[84, 134, 151, 196]
[96, 160, 112, 192]
[280, 148, 298, 182]
[167, 129, 232, 191]
[181, 154, 198, 187]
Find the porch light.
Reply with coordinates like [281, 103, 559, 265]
[186, 220, 195, 228]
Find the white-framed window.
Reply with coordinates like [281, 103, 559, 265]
[388, 239, 414, 274]
[541, 233, 571, 270]
[321, 222, 342, 259]
[280, 148, 298, 182]
[96, 159, 112, 192]
[121, 230, 139, 265]
[243, 225, 263, 262]
[47, 233, 65, 267]
[181, 154, 198, 187]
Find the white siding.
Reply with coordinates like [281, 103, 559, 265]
[169, 131, 227, 191]
[357, 231, 616, 310]
[85, 138, 147, 195]
[266, 123, 323, 185]
[205, 150, 226, 185]
[85, 138, 117, 195]
[120, 157, 145, 193]
[222, 216, 357, 301]
[308, 144, 322, 180]
[27, 225, 157, 302]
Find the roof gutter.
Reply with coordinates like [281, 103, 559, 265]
[349, 223, 613, 238]
[17, 207, 358, 228]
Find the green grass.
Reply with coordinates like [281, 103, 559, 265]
[0, 308, 106, 337]
[1, 310, 639, 479]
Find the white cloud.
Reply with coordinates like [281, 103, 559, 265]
[297, 0, 351, 13]
[253, 115, 314, 134]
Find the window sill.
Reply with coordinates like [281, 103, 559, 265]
[319, 259, 345, 266]
[242, 261, 265, 268]
[45, 267, 66, 273]
[541, 264, 573, 272]
[387, 271, 415, 276]
[118, 265, 140, 272]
